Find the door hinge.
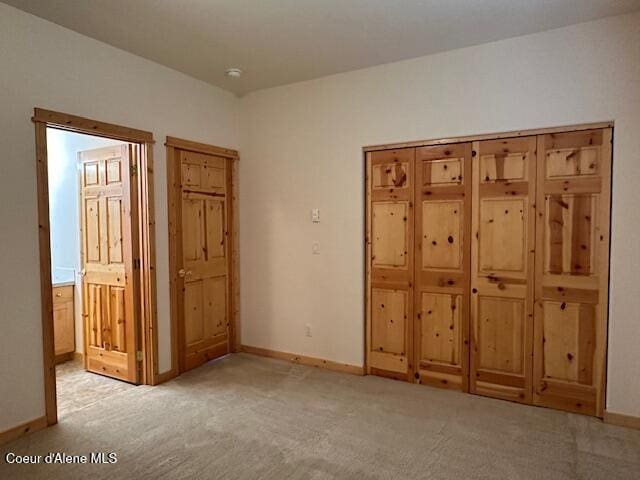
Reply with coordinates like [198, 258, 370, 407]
[136, 350, 144, 362]
[133, 258, 141, 269]
[130, 164, 138, 176]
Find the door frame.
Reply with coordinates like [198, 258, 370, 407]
[33, 108, 159, 427]
[166, 136, 240, 376]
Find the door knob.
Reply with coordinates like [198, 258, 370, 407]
[178, 269, 192, 278]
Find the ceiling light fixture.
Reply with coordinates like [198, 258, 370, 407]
[226, 68, 243, 78]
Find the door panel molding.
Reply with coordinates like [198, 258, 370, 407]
[364, 122, 612, 418]
[166, 137, 239, 376]
[413, 143, 471, 391]
[533, 128, 612, 416]
[33, 108, 157, 430]
[470, 137, 537, 404]
[80, 145, 138, 383]
[366, 148, 415, 381]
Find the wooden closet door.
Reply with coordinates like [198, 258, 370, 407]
[366, 148, 414, 381]
[533, 129, 612, 416]
[470, 137, 537, 403]
[413, 143, 471, 391]
[81, 145, 139, 383]
[178, 150, 230, 372]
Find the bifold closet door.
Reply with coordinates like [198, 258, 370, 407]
[414, 144, 471, 391]
[533, 129, 612, 416]
[470, 137, 537, 403]
[366, 148, 415, 381]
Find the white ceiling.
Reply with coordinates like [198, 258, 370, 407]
[5, 0, 640, 95]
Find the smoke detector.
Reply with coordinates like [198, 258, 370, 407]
[226, 68, 243, 78]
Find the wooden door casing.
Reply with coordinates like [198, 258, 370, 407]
[413, 143, 471, 391]
[470, 137, 537, 403]
[533, 128, 612, 416]
[80, 145, 139, 383]
[366, 148, 415, 381]
[178, 150, 231, 372]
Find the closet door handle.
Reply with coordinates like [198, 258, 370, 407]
[178, 269, 192, 278]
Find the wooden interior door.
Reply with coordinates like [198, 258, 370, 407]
[413, 143, 471, 391]
[470, 137, 537, 403]
[533, 128, 612, 416]
[177, 150, 230, 372]
[80, 145, 139, 383]
[366, 148, 415, 381]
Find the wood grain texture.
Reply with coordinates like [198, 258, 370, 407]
[470, 136, 536, 405]
[80, 145, 138, 383]
[366, 148, 415, 381]
[365, 153, 372, 375]
[165, 136, 238, 159]
[34, 120, 57, 426]
[0, 416, 47, 446]
[414, 142, 471, 392]
[53, 286, 75, 359]
[166, 137, 239, 375]
[230, 158, 240, 352]
[533, 128, 612, 417]
[167, 145, 181, 376]
[603, 411, 640, 430]
[141, 143, 159, 386]
[363, 122, 613, 152]
[153, 368, 178, 385]
[33, 108, 153, 143]
[241, 345, 364, 376]
[365, 123, 611, 417]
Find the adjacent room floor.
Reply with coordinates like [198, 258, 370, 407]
[55, 360, 136, 420]
[2, 354, 639, 479]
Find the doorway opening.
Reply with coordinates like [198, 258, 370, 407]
[34, 109, 158, 427]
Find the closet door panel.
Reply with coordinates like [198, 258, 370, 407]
[471, 137, 536, 404]
[367, 148, 415, 380]
[414, 143, 471, 391]
[534, 128, 611, 417]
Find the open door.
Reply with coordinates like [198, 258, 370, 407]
[80, 144, 140, 383]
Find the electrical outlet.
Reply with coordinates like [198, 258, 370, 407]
[312, 241, 320, 254]
[305, 324, 312, 337]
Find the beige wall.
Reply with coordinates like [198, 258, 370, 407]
[239, 12, 640, 417]
[0, 3, 240, 432]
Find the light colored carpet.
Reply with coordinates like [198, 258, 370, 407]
[1, 353, 639, 479]
[55, 360, 135, 420]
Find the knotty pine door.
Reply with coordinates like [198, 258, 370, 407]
[469, 137, 537, 404]
[80, 145, 139, 383]
[366, 148, 415, 381]
[177, 150, 231, 373]
[365, 125, 612, 418]
[533, 129, 612, 416]
[413, 143, 471, 391]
